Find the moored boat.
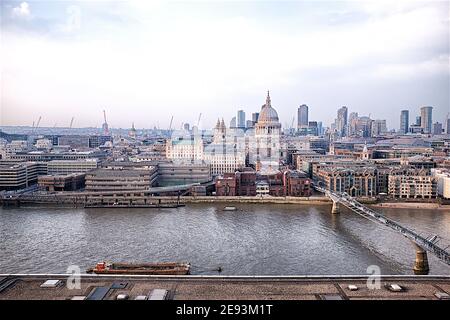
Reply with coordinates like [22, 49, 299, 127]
[86, 261, 191, 275]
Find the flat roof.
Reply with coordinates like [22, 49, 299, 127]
[0, 275, 448, 300]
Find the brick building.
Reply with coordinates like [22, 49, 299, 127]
[215, 168, 310, 197]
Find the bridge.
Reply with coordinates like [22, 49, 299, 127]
[314, 185, 450, 274]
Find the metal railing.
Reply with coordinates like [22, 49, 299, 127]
[314, 185, 450, 266]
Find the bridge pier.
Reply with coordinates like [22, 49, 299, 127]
[413, 243, 429, 275]
[331, 200, 340, 214]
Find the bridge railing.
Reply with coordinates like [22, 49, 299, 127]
[313, 184, 450, 266]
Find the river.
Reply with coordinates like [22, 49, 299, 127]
[1, 203, 449, 275]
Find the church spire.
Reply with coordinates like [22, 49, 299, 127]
[266, 90, 271, 108]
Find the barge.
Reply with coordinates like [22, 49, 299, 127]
[86, 262, 191, 275]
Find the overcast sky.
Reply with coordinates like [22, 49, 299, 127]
[1, 0, 449, 130]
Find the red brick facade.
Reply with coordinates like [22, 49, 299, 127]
[215, 168, 311, 197]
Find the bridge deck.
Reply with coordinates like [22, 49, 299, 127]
[314, 186, 450, 266]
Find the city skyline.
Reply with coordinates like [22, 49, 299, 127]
[1, 1, 449, 130]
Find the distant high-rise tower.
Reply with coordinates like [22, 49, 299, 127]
[183, 123, 190, 131]
[252, 112, 259, 123]
[371, 119, 387, 137]
[447, 117, 450, 134]
[348, 112, 358, 136]
[336, 106, 348, 137]
[416, 116, 421, 126]
[230, 117, 236, 128]
[317, 121, 323, 136]
[297, 104, 309, 128]
[433, 122, 442, 135]
[237, 110, 246, 128]
[420, 106, 433, 134]
[400, 110, 409, 134]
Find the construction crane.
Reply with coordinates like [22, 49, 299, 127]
[69, 117, 74, 129]
[291, 116, 295, 130]
[102, 110, 109, 135]
[36, 116, 42, 129]
[197, 113, 202, 126]
[32, 116, 42, 134]
[168, 115, 174, 132]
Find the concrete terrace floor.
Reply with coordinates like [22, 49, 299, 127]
[0, 275, 449, 300]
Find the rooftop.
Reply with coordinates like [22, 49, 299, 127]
[0, 275, 449, 300]
[86, 168, 152, 177]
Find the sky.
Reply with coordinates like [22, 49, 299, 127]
[1, 0, 449, 130]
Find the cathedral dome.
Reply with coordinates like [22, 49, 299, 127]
[257, 91, 279, 124]
[259, 105, 279, 123]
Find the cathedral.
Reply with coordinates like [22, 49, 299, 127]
[252, 91, 282, 173]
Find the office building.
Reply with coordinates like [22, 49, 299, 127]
[433, 122, 443, 135]
[237, 110, 246, 128]
[400, 110, 409, 134]
[38, 173, 85, 191]
[0, 161, 47, 190]
[252, 112, 259, 123]
[85, 167, 158, 192]
[230, 117, 236, 129]
[157, 162, 211, 186]
[388, 168, 436, 199]
[420, 106, 433, 134]
[47, 159, 99, 175]
[432, 169, 450, 199]
[371, 119, 387, 137]
[348, 112, 359, 136]
[297, 104, 309, 129]
[166, 136, 204, 161]
[336, 106, 348, 137]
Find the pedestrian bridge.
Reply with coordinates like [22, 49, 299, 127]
[314, 185, 450, 274]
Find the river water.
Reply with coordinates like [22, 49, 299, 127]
[1, 203, 449, 275]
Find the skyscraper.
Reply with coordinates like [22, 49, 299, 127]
[447, 118, 450, 134]
[416, 116, 421, 126]
[317, 121, 323, 136]
[433, 122, 442, 135]
[336, 106, 348, 137]
[237, 110, 246, 128]
[252, 112, 259, 123]
[420, 106, 433, 134]
[400, 110, 409, 134]
[371, 119, 387, 137]
[348, 112, 358, 136]
[297, 104, 308, 128]
[230, 117, 236, 128]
